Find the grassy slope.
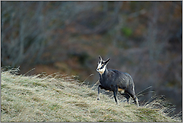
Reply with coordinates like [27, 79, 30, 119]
[1, 71, 180, 122]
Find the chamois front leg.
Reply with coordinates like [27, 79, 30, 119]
[113, 86, 118, 104]
[97, 85, 101, 100]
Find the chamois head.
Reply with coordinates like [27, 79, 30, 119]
[96, 55, 110, 75]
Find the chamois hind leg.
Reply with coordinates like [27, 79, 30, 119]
[126, 89, 139, 107]
[121, 93, 130, 104]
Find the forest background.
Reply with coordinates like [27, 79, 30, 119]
[1, 1, 182, 115]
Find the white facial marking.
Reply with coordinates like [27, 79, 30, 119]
[96, 62, 106, 75]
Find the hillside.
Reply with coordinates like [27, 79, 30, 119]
[2, 1, 182, 115]
[1, 69, 181, 122]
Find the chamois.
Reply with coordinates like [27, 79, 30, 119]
[96, 56, 139, 106]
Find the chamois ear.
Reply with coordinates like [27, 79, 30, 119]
[105, 58, 110, 64]
[99, 55, 102, 61]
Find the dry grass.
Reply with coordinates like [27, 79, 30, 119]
[1, 69, 181, 122]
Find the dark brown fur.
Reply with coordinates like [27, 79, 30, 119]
[96, 56, 139, 106]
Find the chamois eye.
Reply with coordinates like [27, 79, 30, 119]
[100, 65, 105, 69]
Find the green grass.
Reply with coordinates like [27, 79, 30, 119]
[1, 70, 181, 122]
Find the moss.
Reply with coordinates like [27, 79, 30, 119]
[48, 104, 61, 110]
[121, 27, 133, 37]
